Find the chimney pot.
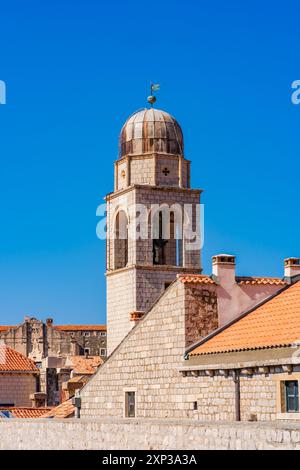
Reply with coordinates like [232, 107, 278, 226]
[284, 258, 300, 278]
[212, 254, 236, 285]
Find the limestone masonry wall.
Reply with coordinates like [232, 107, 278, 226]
[184, 284, 218, 347]
[81, 278, 291, 422]
[0, 419, 300, 450]
[0, 374, 36, 407]
[135, 269, 180, 313]
[107, 268, 136, 355]
[80, 280, 234, 420]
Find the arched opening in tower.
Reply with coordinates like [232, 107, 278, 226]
[152, 210, 183, 267]
[114, 210, 128, 269]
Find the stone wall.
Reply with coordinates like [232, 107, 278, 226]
[0, 320, 106, 360]
[0, 419, 300, 450]
[80, 280, 224, 420]
[130, 156, 155, 186]
[155, 156, 180, 187]
[184, 284, 218, 347]
[114, 154, 189, 190]
[0, 374, 36, 407]
[136, 268, 184, 313]
[106, 268, 136, 355]
[240, 375, 277, 421]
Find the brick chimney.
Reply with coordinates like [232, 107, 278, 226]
[212, 254, 236, 286]
[284, 258, 300, 278]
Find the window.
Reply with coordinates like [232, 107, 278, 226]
[84, 348, 90, 356]
[83, 332, 90, 337]
[100, 348, 106, 356]
[285, 381, 299, 412]
[125, 391, 136, 418]
[100, 331, 106, 337]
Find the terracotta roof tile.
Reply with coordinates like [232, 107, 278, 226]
[41, 400, 75, 419]
[0, 326, 15, 332]
[0, 345, 38, 372]
[54, 325, 106, 331]
[189, 281, 300, 356]
[236, 276, 286, 286]
[178, 274, 215, 285]
[67, 375, 89, 384]
[0, 407, 51, 418]
[65, 355, 103, 374]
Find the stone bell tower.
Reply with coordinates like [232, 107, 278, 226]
[106, 100, 202, 354]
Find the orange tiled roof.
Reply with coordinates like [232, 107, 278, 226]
[41, 400, 75, 418]
[177, 274, 286, 286]
[0, 345, 38, 372]
[189, 281, 300, 356]
[65, 355, 103, 374]
[0, 407, 51, 418]
[178, 274, 215, 285]
[67, 374, 89, 384]
[0, 326, 15, 332]
[236, 276, 287, 286]
[54, 325, 106, 331]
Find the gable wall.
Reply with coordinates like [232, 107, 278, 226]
[80, 280, 228, 419]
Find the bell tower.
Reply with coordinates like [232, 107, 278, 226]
[106, 102, 202, 354]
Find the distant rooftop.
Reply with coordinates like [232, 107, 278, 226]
[54, 325, 106, 331]
[0, 321, 106, 332]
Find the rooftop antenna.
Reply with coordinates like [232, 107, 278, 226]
[147, 83, 160, 107]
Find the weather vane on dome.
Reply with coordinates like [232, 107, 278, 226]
[147, 83, 160, 107]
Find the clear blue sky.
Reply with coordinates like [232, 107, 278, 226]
[0, 1, 299, 325]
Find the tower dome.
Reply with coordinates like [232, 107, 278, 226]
[119, 108, 184, 159]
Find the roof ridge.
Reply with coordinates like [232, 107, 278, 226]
[236, 275, 284, 279]
[54, 324, 106, 327]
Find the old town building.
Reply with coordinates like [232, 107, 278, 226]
[78, 102, 300, 422]
[0, 318, 106, 406]
[183, 273, 300, 421]
[0, 318, 107, 360]
[0, 344, 39, 408]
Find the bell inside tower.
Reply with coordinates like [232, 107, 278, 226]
[152, 211, 183, 267]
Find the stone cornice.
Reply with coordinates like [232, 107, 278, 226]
[105, 184, 203, 201]
[106, 265, 202, 277]
[115, 152, 191, 164]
